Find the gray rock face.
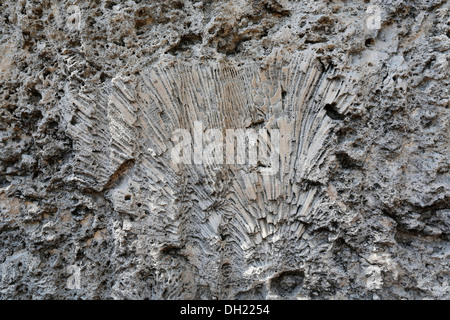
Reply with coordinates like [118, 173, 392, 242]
[0, 0, 448, 300]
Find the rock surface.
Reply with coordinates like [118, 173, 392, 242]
[0, 0, 449, 299]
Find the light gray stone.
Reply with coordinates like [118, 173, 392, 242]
[0, 0, 448, 300]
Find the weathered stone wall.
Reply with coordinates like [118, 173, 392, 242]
[0, 0, 448, 299]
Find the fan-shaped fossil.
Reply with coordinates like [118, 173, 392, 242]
[67, 49, 354, 299]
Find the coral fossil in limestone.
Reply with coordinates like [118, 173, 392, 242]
[68, 50, 354, 297]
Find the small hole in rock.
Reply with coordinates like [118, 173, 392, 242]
[365, 38, 375, 47]
[324, 103, 345, 120]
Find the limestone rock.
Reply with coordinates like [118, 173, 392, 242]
[0, 0, 448, 299]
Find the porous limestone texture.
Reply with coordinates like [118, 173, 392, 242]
[0, 0, 449, 299]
